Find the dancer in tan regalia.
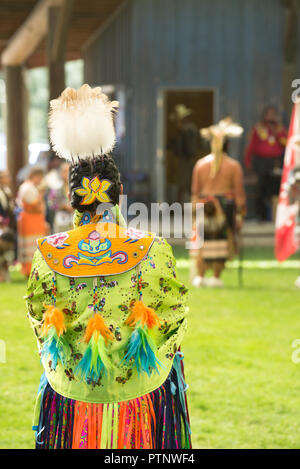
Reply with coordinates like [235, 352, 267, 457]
[191, 117, 246, 287]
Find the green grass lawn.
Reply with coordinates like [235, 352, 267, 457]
[1, 248, 300, 449]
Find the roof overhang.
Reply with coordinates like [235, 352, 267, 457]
[0, 0, 125, 68]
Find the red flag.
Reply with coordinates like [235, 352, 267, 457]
[275, 103, 300, 261]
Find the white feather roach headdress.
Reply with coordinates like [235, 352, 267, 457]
[200, 117, 243, 178]
[49, 84, 119, 161]
[200, 117, 243, 141]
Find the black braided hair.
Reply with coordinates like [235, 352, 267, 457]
[69, 155, 121, 213]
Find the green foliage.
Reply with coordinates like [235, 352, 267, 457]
[26, 67, 48, 143]
[65, 60, 84, 90]
[0, 248, 300, 448]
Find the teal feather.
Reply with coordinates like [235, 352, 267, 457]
[123, 326, 161, 376]
[41, 327, 69, 370]
[75, 334, 110, 383]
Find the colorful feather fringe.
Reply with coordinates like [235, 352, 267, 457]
[124, 300, 161, 376]
[40, 305, 69, 370]
[75, 313, 113, 382]
[35, 355, 191, 449]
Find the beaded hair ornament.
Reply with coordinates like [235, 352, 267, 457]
[75, 176, 112, 205]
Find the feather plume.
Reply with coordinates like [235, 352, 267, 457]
[75, 334, 111, 382]
[41, 327, 69, 370]
[123, 326, 161, 376]
[74, 313, 113, 383]
[40, 305, 69, 370]
[84, 313, 114, 344]
[49, 84, 119, 161]
[123, 301, 161, 375]
[125, 300, 160, 329]
[41, 305, 66, 337]
[200, 117, 243, 178]
[200, 116, 243, 140]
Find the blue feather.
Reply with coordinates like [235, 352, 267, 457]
[123, 326, 161, 376]
[74, 334, 109, 383]
[41, 328, 69, 370]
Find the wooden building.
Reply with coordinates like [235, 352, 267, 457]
[1, 0, 299, 210]
[83, 0, 300, 208]
[0, 0, 124, 188]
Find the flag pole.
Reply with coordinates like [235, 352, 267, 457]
[238, 230, 243, 288]
[296, 244, 300, 288]
[295, 102, 300, 288]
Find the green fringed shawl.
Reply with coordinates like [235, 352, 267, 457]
[26, 212, 188, 404]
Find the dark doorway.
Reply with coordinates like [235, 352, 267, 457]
[164, 89, 215, 203]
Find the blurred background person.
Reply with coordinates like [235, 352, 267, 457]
[244, 106, 287, 221]
[168, 104, 201, 204]
[48, 162, 73, 233]
[0, 170, 14, 229]
[43, 153, 63, 232]
[17, 167, 48, 277]
[0, 230, 15, 282]
[0, 170, 15, 282]
[191, 118, 246, 288]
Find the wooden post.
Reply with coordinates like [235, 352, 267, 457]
[5, 65, 28, 190]
[48, 6, 65, 101]
[47, 1, 73, 102]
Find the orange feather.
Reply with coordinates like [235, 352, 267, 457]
[125, 300, 160, 329]
[84, 313, 114, 344]
[41, 305, 66, 337]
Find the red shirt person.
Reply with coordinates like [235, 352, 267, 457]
[244, 106, 287, 221]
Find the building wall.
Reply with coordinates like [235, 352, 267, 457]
[84, 1, 133, 174]
[84, 0, 290, 199]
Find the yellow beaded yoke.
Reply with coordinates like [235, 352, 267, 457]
[38, 222, 154, 277]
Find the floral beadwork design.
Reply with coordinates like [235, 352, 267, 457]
[44, 232, 70, 249]
[75, 176, 112, 205]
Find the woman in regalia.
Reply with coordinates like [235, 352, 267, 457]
[17, 167, 47, 277]
[26, 85, 191, 449]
